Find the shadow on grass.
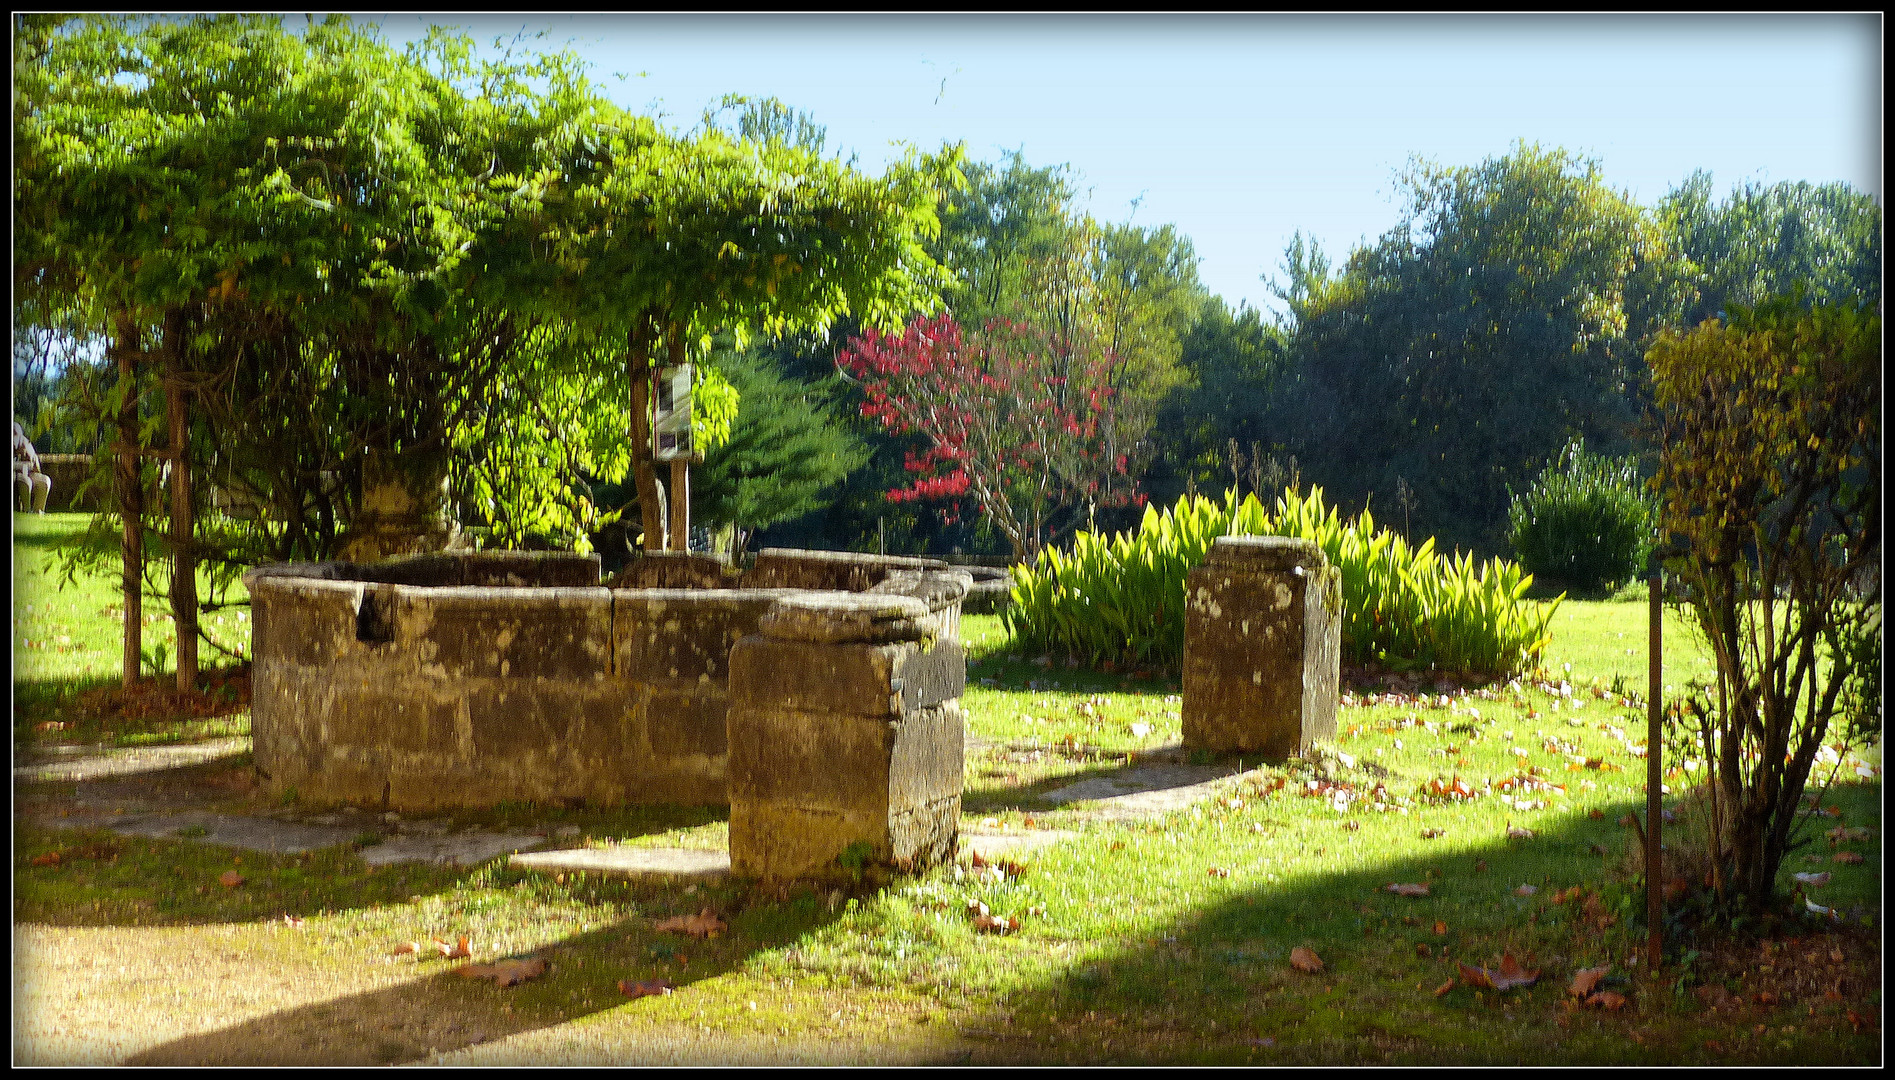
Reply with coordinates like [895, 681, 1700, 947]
[960, 790, 1881, 1066]
[114, 878, 853, 1066]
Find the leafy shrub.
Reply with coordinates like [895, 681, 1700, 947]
[1004, 487, 1560, 677]
[1506, 438, 1654, 594]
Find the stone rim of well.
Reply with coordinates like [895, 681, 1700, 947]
[1205, 534, 1328, 570]
[759, 591, 933, 643]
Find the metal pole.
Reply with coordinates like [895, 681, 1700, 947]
[1646, 563, 1663, 974]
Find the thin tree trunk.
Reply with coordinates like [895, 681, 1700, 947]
[626, 321, 666, 552]
[164, 308, 198, 692]
[111, 314, 143, 688]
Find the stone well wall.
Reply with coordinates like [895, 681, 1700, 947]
[245, 548, 969, 814]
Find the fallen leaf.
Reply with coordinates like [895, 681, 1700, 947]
[1433, 979, 1455, 997]
[1587, 990, 1627, 1011]
[966, 899, 990, 918]
[218, 870, 245, 888]
[972, 913, 1020, 935]
[1705, 1039, 1725, 1054]
[1588, 809, 1605, 820]
[392, 941, 424, 956]
[1847, 1009, 1867, 1031]
[1753, 991, 1778, 1006]
[1793, 872, 1831, 888]
[1386, 883, 1430, 897]
[282, 914, 305, 929]
[1289, 946, 1324, 973]
[1433, 920, 1447, 936]
[457, 957, 547, 987]
[435, 935, 472, 960]
[619, 978, 676, 999]
[1514, 884, 1537, 897]
[1458, 954, 1540, 991]
[1569, 966, 1609, 997]
[1832, 851, 1865, 864]
[30, 851, 63, 867]
[1507, 824, 1535, 840]
[654, 908, 727, 939]
[1420, 828, 1445, 839]
[1208, 867, 1230, 878]
[1830, 945, 1845, 963]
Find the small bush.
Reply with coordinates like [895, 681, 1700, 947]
[1507, 438, 1654, 594]
[1004, 487, 1560, 677]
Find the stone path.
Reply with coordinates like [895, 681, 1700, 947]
[1039, 762, 1247, 819]
[511, 845, 731, 879]
[21, 736, 1230, 871]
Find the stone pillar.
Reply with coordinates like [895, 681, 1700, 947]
[1182, 536, 1341, 759]
[726, 592, 965, 883]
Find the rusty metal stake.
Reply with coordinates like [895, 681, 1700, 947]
[1646, 564, 1663, 974]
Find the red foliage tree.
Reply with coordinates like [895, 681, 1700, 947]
[837, 314, 1141, 559]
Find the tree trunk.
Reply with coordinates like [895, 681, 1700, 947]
[112, 314, 144, 688]
[626, 323, 666, 552]
[163, 308, 198, 691]
[335, 446, 458, 563]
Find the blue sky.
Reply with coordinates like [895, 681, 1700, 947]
[377, 15, 1876, 314]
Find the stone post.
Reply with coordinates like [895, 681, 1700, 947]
[726, 592, 965, 883]
[1182, 536, 1341, 759]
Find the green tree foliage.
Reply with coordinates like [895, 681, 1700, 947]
[1648, 299, 1880, 915]
[691, 349, 870, 556]
[1266, 143, 1690, 556]
[1148, 300, 1292, 502]
[1662, 172, 1882, 325]
[1506, 437, 1655, 595]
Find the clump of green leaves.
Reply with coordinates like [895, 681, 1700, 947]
[1005, 487, 1559, 677]
[1506, 438, 1655, 595]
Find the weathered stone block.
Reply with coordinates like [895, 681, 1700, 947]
[728, 636, 964, 718]
[610, 551, 738, 589]
[1182, 536, 1341, 758]
[611, 589, 788, 683]
[410, 587, 613, 680]
[645, 680, 730, 759]
[726, 592, 964, 883]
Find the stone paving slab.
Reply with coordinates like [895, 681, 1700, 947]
[100, 811, 361, 854]
[510, 845, 731, 879]
[1040, 764, 1246, 819]
[359, 832, 548, 867]
[13, 738, 251, 783]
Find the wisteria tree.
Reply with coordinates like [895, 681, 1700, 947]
[837, 314, 1141, 559]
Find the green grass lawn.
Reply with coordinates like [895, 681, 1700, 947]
[12, 512, 1881, 1064]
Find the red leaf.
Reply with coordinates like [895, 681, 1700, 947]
[1569, 966, 1609, 997]
[1289, 946, 1324, 973]
[1386, 883, 1430, 897]
[456, 957, 547, 987]
[218, 870, 246, 888]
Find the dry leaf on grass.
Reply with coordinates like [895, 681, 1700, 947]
[281, 914, 305, 929]
[30, 851, 63, 867]
[1832, 851, 1865, 864]
[1793, 872, 1831, 888]
[1420, 828, 1445, 839]
[619, 978, 676, 999]
[1506, 824, 1535, 840]
[456, 957, 547, 987]
[1289, 947, 1324, 974]
[1457, 954, 1540, 991]
[434, 935, 472, 959]
[1432, 979, 1455, 997]
[1433, 920, 1447, 936]
[218, 870, 246, 888]
[1386, 883, 1430, 897]
[654, 908, 727, 939]
[973, 914, 1021, 935]
[1514, 884, 1537, 897]
[1587, 809, 1605, 820]
[1569, 967, 1609, 997]
[1207, 867, 1231, 878]
[1587, 991, 1628, 1011]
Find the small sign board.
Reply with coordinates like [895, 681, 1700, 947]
[652, 364, 693, 461]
